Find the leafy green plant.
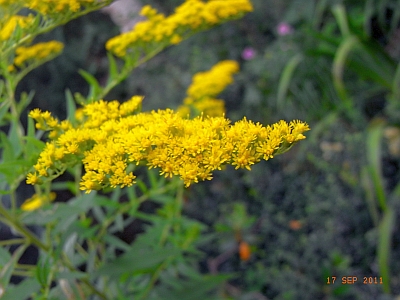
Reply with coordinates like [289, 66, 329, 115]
[0, 1, 310, 299]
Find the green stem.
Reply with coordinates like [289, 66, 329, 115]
[11, 270, 32, 277]
[0, 202, 49, 251]
[173, 180, 184, 234]
[0, 238, 25, 246]
[378, 209, 395, 293]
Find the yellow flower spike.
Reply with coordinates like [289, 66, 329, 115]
[27, 96, 309, 192]
[106, 0, 253, 57]
[187, 60, 239, 99]
[0, 15, 34, 41]
[179, 60, 239, 118]
[13, 41, 64, 68]
[27, 0, 99, 14]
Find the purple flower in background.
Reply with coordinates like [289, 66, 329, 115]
[241, 47, 256, 60]
[277, 22, 293, 36]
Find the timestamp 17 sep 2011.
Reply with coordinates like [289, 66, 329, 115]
[326, 276, 383, 285]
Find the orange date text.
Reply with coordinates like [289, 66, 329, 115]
[327, 276, 383, 285]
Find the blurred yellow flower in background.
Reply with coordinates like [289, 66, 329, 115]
[21, 192, 56, 211]
[178, 60, 239, 117]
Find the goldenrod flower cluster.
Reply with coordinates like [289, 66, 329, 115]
[0, 0, 101, 14]
[106, 0, 253, 57]
[27, 96, 309, 193]
[27, 0, 96, 14]
[11, 41, 64, 68]
[27, 96, 143, 181]
[21, 192, 56, 211]
[178, 60, 239, 117]
[0, 0, 109, 44]
[0, 15, 34, 41]
[1, 1, 109, 74]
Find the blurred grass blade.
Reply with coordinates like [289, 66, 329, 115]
[366, 121, 387, 211]
[8, 119, 23, 157]
[16, 91, 34, 115]
[378, 209, 395, 293]
[364, 0, 374, 35]
[65, 89, 77, 124]
[314, 0, 330, 29]
[332, 4, 350, 37]
[332, 35, 359, 112]
[107, 52, 119, 83]
[361, 166, 380, 227]
[78, 69, 101, 103]
[277, 53, 303, 110]
[0, 244, 27, 292]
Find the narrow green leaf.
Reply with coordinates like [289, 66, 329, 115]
[0, 247, 11, 266]
[26, 115, 35, 138]
[126, 185, 137, 202]
[0, 278, 40, 300]
[150, 194, 174, 204]
[111, 187, 121, 202]
[16, 91, 34, 115]
[346, 40, 395, 89]
[332, 4, 350, 37]
[8, 120, 23, 157]
[0, 102, 10, 124]
[23, 135, 45, 161]
[93, 205, 106, 222]
[277, 53, 303, 110]
[332, 35, 359, 111]
[378, 209, 395, 294]
[0, 132, 14, 162]
[107, 52, 119, 82]
[0, 160, 30, 185]
[103, 234, 131, 252]
[366, 121, 387, 211]
[361, 166, 380, 227]
[22, 203, 82, 225]
[148, 168, 158, 188]
[96, 246, 180, 278]
[35, 255, 52, 287]
[56, 271, 87, 281]
[136, 179, 148, 194]
[0, 244, 27, 292]
[78, 69, 101, 102]
[70, 192, 97, 212]
[63, 232, 78, 260]
[65, 89, 77, 124]
[113, 213, 124, 232]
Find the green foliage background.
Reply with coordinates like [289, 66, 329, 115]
[6, 0, 400, 299]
